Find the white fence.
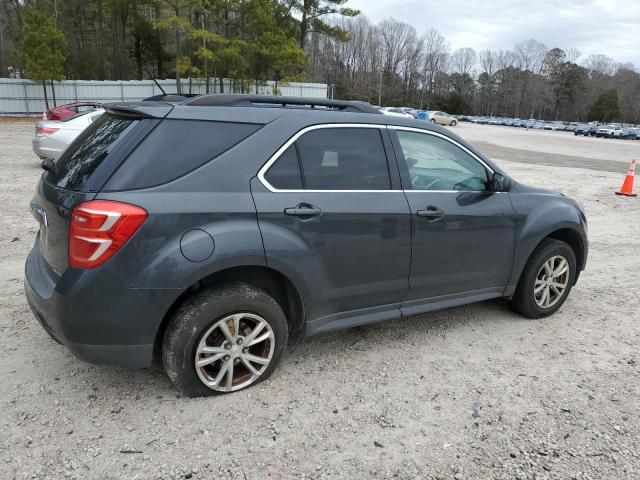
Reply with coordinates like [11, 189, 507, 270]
[0, 78, 329, 115]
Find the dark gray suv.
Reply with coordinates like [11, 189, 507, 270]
[25, 95, 588, 396]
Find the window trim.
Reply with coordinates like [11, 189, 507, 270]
[257, 123, 397, 193]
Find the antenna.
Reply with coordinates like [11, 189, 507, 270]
[144, 66, 166, 95]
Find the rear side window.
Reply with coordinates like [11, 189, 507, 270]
[48, 114, 139, 191]
[264, 145, 303, 189]
[264, 127, 391, 190]
[105, 120, 261, 190]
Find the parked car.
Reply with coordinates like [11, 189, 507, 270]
[427, 111, 458, 126]
[543, 122, 564, 131]
[25, 95, 588, 396]
[32, 108, 105, 160]
[595, 124, 623, 138]
[619, 127, 637, 139]
[574, 124, 590, 136]
[44, 102, 101, 121]
[381, 107, 414, 119]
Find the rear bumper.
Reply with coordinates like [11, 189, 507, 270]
[24, 239, 180, 368]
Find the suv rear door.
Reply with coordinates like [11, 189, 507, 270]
[251, 124, 412, 334]
[389, 127, 516, 315]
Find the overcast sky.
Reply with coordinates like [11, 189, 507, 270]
[346, 0, 640, 67]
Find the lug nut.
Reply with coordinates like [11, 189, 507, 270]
[237, 338, 243, 345]
[242, 347, 249, 354]
[234, 358, 241, 364]
[223, 355, 230, 361]
[224, 342, 231, 350]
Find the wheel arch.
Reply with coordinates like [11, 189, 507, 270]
[153, 265, 306, 360]
[508, 225, 587, 298]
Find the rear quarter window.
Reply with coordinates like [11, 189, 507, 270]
[47, 114, 139, 191]
[104, 119, 262, 190]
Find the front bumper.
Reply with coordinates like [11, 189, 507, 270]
[24, 240, 180, 368]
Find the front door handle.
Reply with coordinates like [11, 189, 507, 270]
[284, 204, 322, 218]
[416, 206, 444, 221]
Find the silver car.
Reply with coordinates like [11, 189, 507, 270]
[32, 108, 105, 159]
[428, 111, 458, 126]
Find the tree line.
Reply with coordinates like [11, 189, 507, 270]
[308, 16, 640, 123]
[0, 0, 357, 99]
[1, 1, 638, 123]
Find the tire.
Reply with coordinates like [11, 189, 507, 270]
[162, 282, 288, 397]
[450, 120, 457, 126]
[430, 118, 436, 123]
[509, 239, 576, 319]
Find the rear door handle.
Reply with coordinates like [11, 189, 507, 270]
[416, 206, 444, 221]
[284, 205, 322, 218]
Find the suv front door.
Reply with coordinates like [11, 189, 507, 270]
[389, 127, 516, 315]
[251, 125, 412, 333]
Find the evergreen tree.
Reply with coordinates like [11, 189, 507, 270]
[16, 9, 68, 109]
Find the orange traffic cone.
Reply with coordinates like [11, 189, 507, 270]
[616, 159, 637, 197]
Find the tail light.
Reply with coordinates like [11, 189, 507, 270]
[36, 127, 60, 136]
[69, 200, 148, 269]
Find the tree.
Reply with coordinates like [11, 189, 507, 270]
[292, 0, 359, 49]
[588, 89, 619, 122]
[16, 9, 68, 109]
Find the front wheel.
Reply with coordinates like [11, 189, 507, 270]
[162, 283, 288, 396]
[430, 118, 436, 124]
[450, 120, 457, 126]
[509, 239, 576, 319]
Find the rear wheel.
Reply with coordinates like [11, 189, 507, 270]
[162, 283, 288, 396]
[450, 120, 457, 126]
[509, 239, 576, 319]
[430, 118, 436, 123]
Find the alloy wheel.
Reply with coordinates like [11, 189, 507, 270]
[194, 313, 275, 392]
[533, 255, 570, 309]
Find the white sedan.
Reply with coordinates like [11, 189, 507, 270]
[380, 107, 414, 119]
[32, 108, 105, 160]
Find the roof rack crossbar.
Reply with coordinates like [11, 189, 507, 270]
[183, 94, 381, 114]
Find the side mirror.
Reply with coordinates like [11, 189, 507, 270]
[489, 172, 510, 192]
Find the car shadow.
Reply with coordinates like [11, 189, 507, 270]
[49, 299, 524, 398]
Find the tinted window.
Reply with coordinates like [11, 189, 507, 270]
[49, 114, 138, 191]
[264, 145, 303, 189]
[106, 120, 261, 190]
[295, 128, 390, 190]
[396, 131, 488, 191]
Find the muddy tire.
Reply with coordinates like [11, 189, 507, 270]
[162, 282, 288, 397]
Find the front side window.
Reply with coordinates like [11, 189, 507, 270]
[264, 127, 391, 191]
[395, 130, 488, 191]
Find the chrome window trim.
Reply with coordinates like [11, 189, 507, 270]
[257, 123, 498, 194]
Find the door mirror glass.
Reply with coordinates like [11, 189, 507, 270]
[489, 172, 509, 192]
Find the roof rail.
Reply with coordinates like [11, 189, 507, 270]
[183, 94, 381, 114]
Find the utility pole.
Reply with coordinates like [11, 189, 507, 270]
[378, 69, 383, 106]
[201, 15, 209, 94]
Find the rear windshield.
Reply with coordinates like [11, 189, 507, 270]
[47, 114, 139, 191]
[103, 119, 262, 190]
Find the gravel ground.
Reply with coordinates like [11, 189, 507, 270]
[1, 121, 639, 480]
[455, 123, 638, 164]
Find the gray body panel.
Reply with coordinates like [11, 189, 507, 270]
[24, 98, 588, 368]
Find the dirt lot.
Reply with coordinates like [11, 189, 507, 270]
[0, 121, 639, 480]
